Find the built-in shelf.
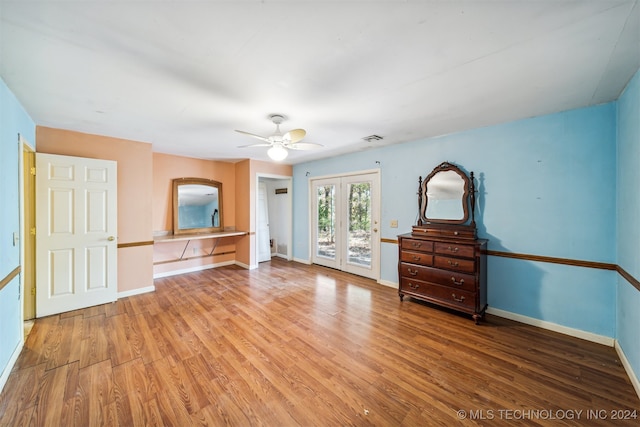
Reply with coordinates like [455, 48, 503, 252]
[153, 231, 247, 262]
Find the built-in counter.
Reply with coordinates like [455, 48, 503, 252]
[153, 231, 247, 263]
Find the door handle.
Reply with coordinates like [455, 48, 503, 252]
[373, 228, 378, 232]
[108, 236, 115, 241]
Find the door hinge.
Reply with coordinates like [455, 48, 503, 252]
[31, 287, 36, 296]
[30, 227, 36, 236]
[30, 166, 36, 176]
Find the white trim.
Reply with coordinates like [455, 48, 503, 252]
[0, 338, 23, 394]
[486, 307, 615, 346]
[377, 279, 397, 289]
[309, 168, 380, 181]
[118, 285, 155, 298]
[234, 260, 255, 270]
[615, 340, 640, 400]
[293, 257, 311, 265]
[153, 260, 236, 278]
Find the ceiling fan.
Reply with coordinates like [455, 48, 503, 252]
[236, 114, 323, 161]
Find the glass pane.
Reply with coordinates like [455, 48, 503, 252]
[347, 182, 371, 267]
[316, 185, 336, 260]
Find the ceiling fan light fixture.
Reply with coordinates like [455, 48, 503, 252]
[267, 145, 288, 161]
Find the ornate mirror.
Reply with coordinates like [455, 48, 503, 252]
[417, 162, 476, 234]
[172, 177, 223, 235]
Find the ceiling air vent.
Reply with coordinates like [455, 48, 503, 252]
[362, 135, 383, 143]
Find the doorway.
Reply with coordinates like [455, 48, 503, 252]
[256, 174, 293, 265]
[310, 171, 380, 280]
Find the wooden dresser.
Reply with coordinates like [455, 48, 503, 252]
[398, 161, 488, 323]
[398, 233, 487, 323]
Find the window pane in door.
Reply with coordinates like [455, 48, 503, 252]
[347, 182, 371, 267]
[316, 185, 336, 260]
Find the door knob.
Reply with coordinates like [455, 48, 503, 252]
[373, 228, 378, 232]
[108, 236, 115, 241]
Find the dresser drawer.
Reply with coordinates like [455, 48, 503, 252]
[400, 251, 433, 266]
[401, 238, 433, 253]
[433, 255, 475, 274]
[400, 262, 475, 292]
[399, 262, 433, 283]
[400, 277, 476, 310]
[434, 242, 475, 259]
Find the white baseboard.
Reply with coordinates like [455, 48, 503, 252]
[293, 257, 311, 265]
[615, 341, 640, 400]
[234, 260, 254, 270]
[118, 285, 155, 298]
[377, 279, 397, 289]
[153, 260, 236, 278]
[486, 307, 615, 347]
[0, 339, 23, 394]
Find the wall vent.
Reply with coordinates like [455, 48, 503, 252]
[362, 134, 383, 143]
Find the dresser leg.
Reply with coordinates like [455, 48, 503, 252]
[399, 293, 404, 301]
[472, 313, 481, 325]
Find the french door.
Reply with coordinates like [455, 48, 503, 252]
[311, 171, 380, 280]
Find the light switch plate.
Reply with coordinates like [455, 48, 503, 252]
[390, 220, 398, 228]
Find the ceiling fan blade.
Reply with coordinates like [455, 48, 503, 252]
[235, 130, 271, 142]
[287, 142, 323, 150]
[238, 143, 273, 148]
[284, 128, 306, 143]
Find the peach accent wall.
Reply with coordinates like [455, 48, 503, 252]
[152, 152, 237, 232]
[36, 126, 154, 292]
[36, 128, 293, 282]
[235, 160, 251, 267]
[152, 152, 239, 276]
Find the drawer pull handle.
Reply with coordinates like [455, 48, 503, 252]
[412, 255, 421, 261]
[452, 293, 465, 303]
[412, 242, 422, 248]
[447, 260, 459, 267]
[451, 277, 465, 286]
[447, 246, 459, 253]
[409, 282, 420, 290]
[407, 268, 418, 276]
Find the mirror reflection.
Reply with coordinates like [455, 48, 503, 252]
[173, 178, 223, 235]
[425, 170, 465, 220]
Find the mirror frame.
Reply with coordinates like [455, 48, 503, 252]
[418, 162, 472, 225]
[172, 177, 224, 235]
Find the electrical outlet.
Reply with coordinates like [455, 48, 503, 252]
[390, 220, 398, 228]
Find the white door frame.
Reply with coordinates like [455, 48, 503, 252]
[309, 169, 381, 281]
[18, 135, 35, 323]
[255, 173, 293, 265]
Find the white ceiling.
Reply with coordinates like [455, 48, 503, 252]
[1, 1, 638, 164]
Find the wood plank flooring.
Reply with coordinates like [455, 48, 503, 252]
[1, 258, 638, 426]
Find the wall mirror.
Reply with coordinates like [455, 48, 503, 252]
[173, 177, 223, 235]
[418, 162, 474, 225]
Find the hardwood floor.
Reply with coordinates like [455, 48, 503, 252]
[1, 258, 638, 426]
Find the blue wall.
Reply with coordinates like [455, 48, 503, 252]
[294, 102, 618, 338]
[0, 77, 35, 380]
[616, 69, 640, 383]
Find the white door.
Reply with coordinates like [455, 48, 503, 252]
[35, 153, 118, 317]
[257, 181, 271, 262]
[311, 172, 380, 280]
